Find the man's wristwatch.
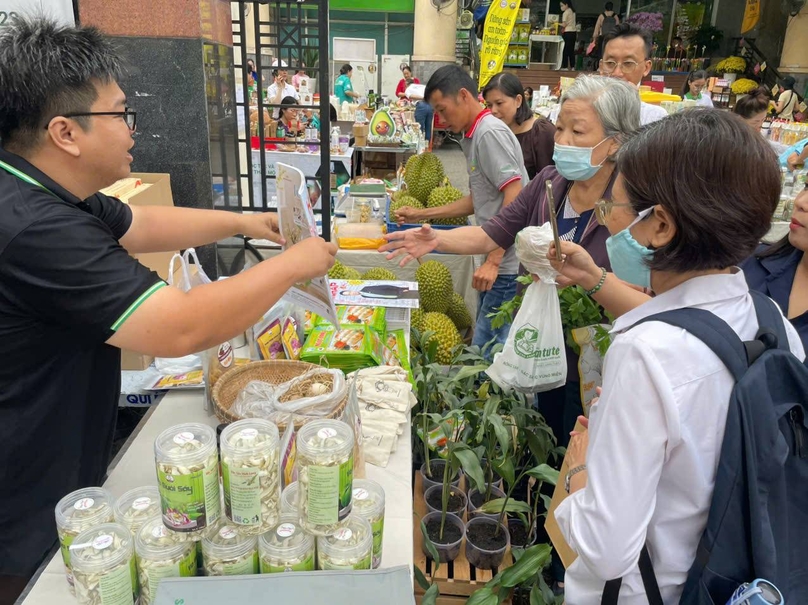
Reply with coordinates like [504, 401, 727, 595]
[565, 464, 588, 493]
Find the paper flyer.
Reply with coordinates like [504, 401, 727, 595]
[276, 162, 339, 325]
[328, 280, 420, 309]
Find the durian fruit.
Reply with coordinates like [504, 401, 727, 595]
[404, 153, 445, 204]
[422, 312, 463, 364]
[427, 185, 467, 226]
[389, 194, 424, 222]
[415, 260, 453, 313]
[411, 307, 425, 333]
[328, 260, 361, 280]
[446, 292, 472, 331]
[362, 267, 398, 281]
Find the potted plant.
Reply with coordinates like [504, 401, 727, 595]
[731, 78, 760, 97]
[691, 24, 724, 57]
[465, 543, 554, 605]
[714, 56, 747, 83]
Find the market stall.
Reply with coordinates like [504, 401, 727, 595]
[19, 391, 413, 604]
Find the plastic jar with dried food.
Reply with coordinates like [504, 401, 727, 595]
[114, 485, 162, 536]
[201, 520, 259, 576]
[280, 481, 299, 514]
[296, 419, 354, 536]
[316, 515, 372, 570]
[71, 523, 137, 605]
[259, 515, 315, 573]
[55, 487, 115, 593]
[154, 423, 221, 539]
[135, 517, 197, 605]
[351, 479, 386, 568]
[220, 419, 280, 535]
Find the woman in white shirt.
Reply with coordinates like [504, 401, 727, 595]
[681, 70, 713, 107]
[560, 0, 577, 70]
[546, 110, 805, 603]
[775, 76, 799, 121]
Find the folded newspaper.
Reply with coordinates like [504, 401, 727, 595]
[276, 162, 339, 325]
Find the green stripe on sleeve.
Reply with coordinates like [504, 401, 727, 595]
[110, 281, 167, 332]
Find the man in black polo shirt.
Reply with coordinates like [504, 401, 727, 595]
[0, 18, 337, 599]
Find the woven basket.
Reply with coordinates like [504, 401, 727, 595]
[211, 360, 348, 430]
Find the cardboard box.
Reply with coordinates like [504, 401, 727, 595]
[126, 173, 177, 281]
[121, 348, 154, 371]
[545, 420, 584, 569]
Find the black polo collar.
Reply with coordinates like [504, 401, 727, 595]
[0, 147, 91, 210]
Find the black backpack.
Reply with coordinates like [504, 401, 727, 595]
[601, 290, 808, 605]
[601, 13, 618, 37]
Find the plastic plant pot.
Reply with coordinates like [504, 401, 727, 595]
[424, 484, 468, 518]
[465, 516, 510, 570]
[467, 485, 507, 520]
[420, 460, 463, 493]
[507, 517, 537, 548]
[421, 511, 465, 563]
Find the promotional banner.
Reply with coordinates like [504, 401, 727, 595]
[0, 0, 75, 27]
[479, 0, 520, 88]
[741, 0, 760, 33]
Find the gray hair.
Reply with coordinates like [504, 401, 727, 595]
[560, 74, 641, 140]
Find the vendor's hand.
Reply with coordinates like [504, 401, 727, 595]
[240, 212, 285, 245]
[548, 240, 602, 290]
[473, 261, 499, 292]
[380, 224, 439, 266]
[394, 206, 424, 225]
[286, 237, 338, 281]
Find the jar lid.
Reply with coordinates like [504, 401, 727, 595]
[316, 515, 372, 559]
[201, 519, 258, 558]
[114, 486, 161, 533]
[55, 487, 114, 530]
[296, 419, 354, 459]
[154, 423, 217, 463]
[70, 523, 133, 573]
[220, 419, 279, 456]
[259, 515, 314, 558]
[351, 479, 385, 519]
[135, 517, 194, 560]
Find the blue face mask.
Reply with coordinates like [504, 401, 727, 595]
[605, 207, 655, 289]
[552, 138, 610, 181]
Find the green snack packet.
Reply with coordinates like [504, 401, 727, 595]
[304, 311, 320, 335]
[318, 305, 387, 335]
[300, 325, 381, 372]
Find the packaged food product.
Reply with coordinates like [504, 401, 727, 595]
[200, 520, 259, 576]
[55, 487, 115, 592]
[325, 305, 387, 334]
[385, 329, 410, 370]
[303, 311, 319, 334]
[114, 486, 162, 536]
[281, 317, 303, 360]
[259, 515, 316, 573]
[256, 319, 285, 360]
[351, 479, 386, 568]
[280, 481, 299, 514]
[135, 517, 197, 605]
[154, 423, 221, 538]
[71, 523, 137, 605]
[205, 340, 239, 408]
[220, 419, 281, 535]
[300, 325, 383, 372]
[296, 419, 354, 535]
[316, 515, 373, 570]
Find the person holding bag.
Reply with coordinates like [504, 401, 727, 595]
[775, 76, 799, 121]
[547, 110, 805, 603]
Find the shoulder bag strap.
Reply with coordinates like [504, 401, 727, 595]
[601, 546, 663, 605]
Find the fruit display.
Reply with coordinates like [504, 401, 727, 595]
[411, 308, 425, 333]
[389, 194, 424, 223]
[427, 185, 466, 226]
[446, 292, 472, 331]
[361, 267, 398, 281]
[328, 260, 362, 281]
[415, 260, 453, 313]
[421, 312, 464, 364]
[404, 153, 446, 204]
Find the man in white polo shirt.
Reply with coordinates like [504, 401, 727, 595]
[267, 68, 299, 118]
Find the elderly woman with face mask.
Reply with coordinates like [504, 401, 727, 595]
[546, 110, 805, 603]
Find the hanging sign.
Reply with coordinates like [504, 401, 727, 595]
[741, 0, 760, 33]
[478, 0, 520, 88]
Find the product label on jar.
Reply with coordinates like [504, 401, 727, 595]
[59, 534, 75, 586]
[173, 432, 195, 446]
[218, 342, 234, 368]
[370, 516, 385, 568]
[222, 460, 261, 526]
[221, 552, 259, 576]
[305, 457, 353, 526]
[261, 551, 315, 573]
[74, 498, 95, 511]
[145, 547, 197, 596]
[158, 457, 220, 532]
[131, 497, 153, 511]
[318, 553, 372, 571]
[97, 561, 135, 605]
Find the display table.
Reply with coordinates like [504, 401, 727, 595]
[250, 148, 353, 209]
[20, 391, 413, 604]
[351, 145, 417, 179]
[529, 34, 565, 70]
[255, 246, 482, 324]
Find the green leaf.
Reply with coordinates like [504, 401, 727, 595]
[525, 464, 560, 486]
[413, 565, 431, 592]
[453, 448, 486, 494]
[452, 364, 489, 382]
[421, 583, 439, 605]
[492, 456, 516, 488]
[466, 587, 499, 605]
[478, 498, 532, 515]
[525, 430, 549, 466]
[541, 494, 553, 513]
[487, 414, 511, 456]
[420, 518, 440, 565]
[538, 574, 556, 604]
[498, 544, 552, 588]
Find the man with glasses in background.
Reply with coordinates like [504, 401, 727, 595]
[0, 18, 336, 600]
[550, 23, 667, 126]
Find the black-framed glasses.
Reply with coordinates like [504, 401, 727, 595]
[45, 108, 137, 131]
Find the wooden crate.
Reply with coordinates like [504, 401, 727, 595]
[413, 472, 514, 604]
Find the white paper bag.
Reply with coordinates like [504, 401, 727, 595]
[486, 224, 567, 393]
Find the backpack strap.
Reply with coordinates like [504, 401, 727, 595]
[749, 290, 789, 352]
[601, 545, 664, 605]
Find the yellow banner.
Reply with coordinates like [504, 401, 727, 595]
[478, 0, 521, 88]
[741, 0, 760, 33]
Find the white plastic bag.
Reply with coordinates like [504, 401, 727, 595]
[154, 249, 212, 374]
[486, 224, 567, 393]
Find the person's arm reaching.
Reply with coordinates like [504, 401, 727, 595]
[394, 195, 474, 224]
[120, 206, 284, 254]
[108, 237, 337, 357]
[380, 224, 499, 267]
